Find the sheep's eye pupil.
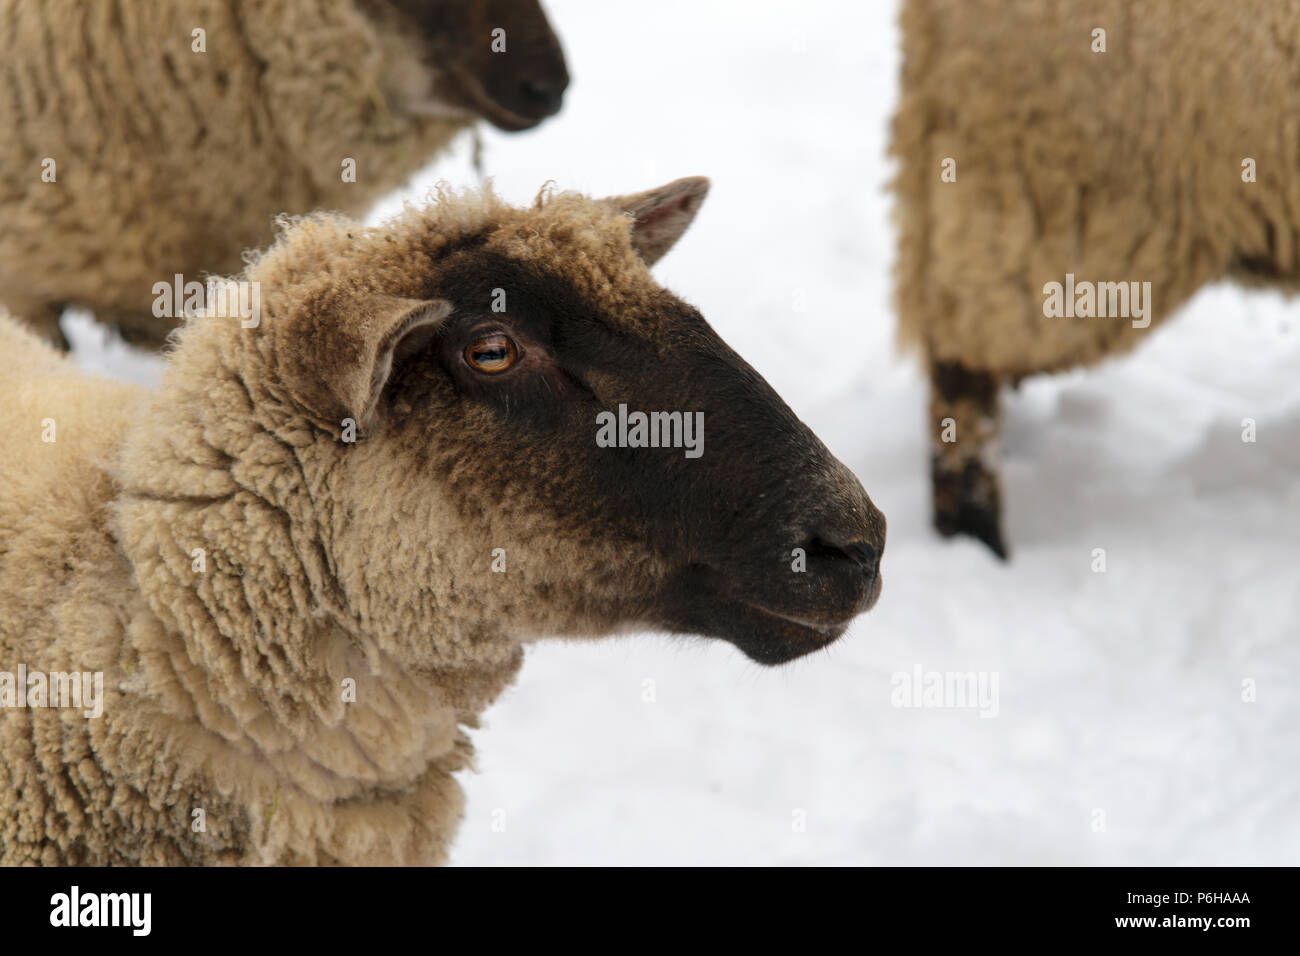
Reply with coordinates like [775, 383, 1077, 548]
[464, 333, 518, 373]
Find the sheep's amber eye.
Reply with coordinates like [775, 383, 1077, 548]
[464, 333, 518, 373]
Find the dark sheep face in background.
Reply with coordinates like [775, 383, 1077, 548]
[380, 0, 569, 131]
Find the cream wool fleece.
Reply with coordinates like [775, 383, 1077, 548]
[0, 0, 469, 347]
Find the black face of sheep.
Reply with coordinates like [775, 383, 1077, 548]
[409, 261, 885, 665]
[386, 0, 569, 130]
[342, 182, 886, 666]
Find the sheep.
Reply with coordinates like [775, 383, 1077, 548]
[890, 0, 1292, 557]
[0, 0, 568, 350]
[0, 177, 887, 865]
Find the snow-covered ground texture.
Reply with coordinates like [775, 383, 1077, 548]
[72, 0, 1299, 865]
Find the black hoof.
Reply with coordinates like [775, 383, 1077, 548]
[935, 504, 1008, 559]
[932, 457, 1009, 559]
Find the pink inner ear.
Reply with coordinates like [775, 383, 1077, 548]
[636, 193, 694, 225]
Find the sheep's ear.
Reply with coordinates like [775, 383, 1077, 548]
[605, 176, 710, 266]
[329, 295, 453, 434]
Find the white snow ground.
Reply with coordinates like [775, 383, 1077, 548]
[68, 0, 1299, 865]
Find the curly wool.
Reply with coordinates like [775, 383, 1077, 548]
[0, 302, 515, 864]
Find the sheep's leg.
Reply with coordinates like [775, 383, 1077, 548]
[22, 303, 71, 351]
[928, 357, 1007, 559]
[104, 307, 175, 351]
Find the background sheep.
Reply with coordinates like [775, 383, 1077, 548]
[0, 0, 568, 349]
[0, 178, 885, 865]
[891, 0, 1296, 557]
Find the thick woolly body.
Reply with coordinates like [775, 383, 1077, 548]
[1, 174, 888, 862]
[892, 0, 1300, 377]
[0, 316, 511, 865]
[0, 187, 668, 865]
[0, 0, 466, 344]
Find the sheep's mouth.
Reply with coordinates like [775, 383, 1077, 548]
[434, 63, 561, 132]
[709, 598, 852, 665]
[658, 566, 877, 666]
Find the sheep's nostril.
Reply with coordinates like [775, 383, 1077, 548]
[808, 537, 879, 578]
[840, 542, 879, 576]
[519, 76, 565, 115]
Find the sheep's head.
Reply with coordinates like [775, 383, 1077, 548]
[365, 0, 568, 131]
[246, 179, 884, 667]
